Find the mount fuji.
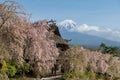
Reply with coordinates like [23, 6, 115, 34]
[58, 19, 77, 31]
[58, 19, 120, 47]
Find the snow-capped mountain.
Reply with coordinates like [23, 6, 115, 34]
[58, 19, 120, 47]
[58, 19, 77, 31]
[58, 19, 120, 42]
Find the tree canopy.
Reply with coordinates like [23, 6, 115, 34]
[0, 0, 27, 28]
[99, 43, 119, 55]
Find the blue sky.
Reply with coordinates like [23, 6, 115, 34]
[17, 0, 120, 29]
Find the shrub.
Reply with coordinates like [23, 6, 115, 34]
[89, 71, 96, 79]
[1, 60, 7, 72]
[0, 60, 17, 77]
[16, 62, 30, 76]
[0, 59, 29, 77]
[63, 71, 98, 80]
[6, 65, 17, 77]
[62, 71, 81, 80]
[23, 62, 29, 73]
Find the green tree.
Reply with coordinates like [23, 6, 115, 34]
[99, 43, 119, 55]
[100, 43, 106, 48]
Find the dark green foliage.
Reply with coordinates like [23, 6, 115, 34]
[23, 62, 29, 73]
[7, 59, 17, 66]
[63, 39, 72, 43]
[100, 43, 119, 55]
[16, 62, 30, 76]
[48, 19, 56, 24]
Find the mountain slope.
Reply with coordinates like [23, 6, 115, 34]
[58, 19, 120, 47]
[60, 31, 120, 47]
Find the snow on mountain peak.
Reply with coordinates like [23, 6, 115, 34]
[58, 19, 77, 31]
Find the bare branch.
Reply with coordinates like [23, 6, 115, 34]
[0, 0, 28, 28]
